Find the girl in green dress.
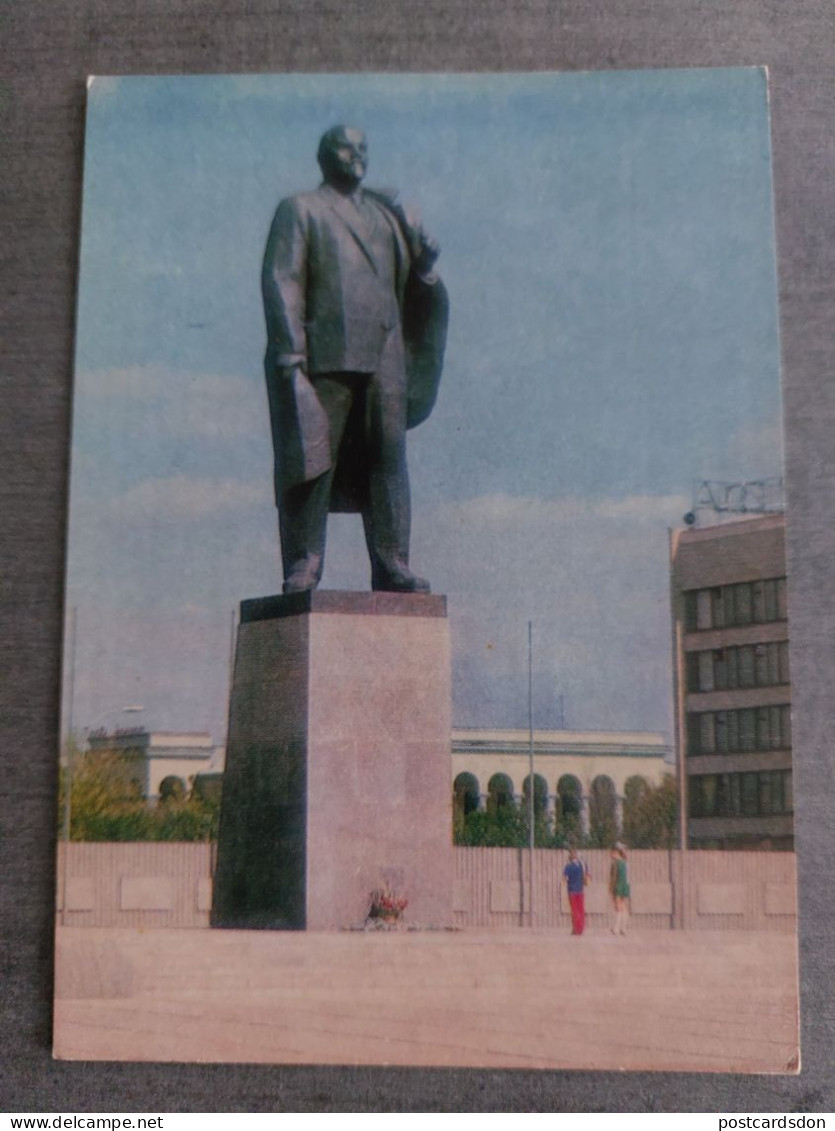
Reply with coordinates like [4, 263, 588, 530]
[609, 845, 630, 935]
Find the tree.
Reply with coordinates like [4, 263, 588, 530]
[64, 749, 151, 841]
[60, 747, 221, 841]
[622, 774, 678, 848]
[454, 799, 564, 848]
[587, 776, 618, 848]
[455, 798, 528, 847]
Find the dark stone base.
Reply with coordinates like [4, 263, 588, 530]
[211, 590, 453, 931]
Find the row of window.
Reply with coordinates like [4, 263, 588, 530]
[686, 641, 790, 693]
[684, 577, 788, 632]
[689, 770, 793, 819]
[453, 773, 647, 818]
[686, 705, 792, 755]
[454, 772, 571, 817]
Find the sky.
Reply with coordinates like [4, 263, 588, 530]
[63, 68, 783, 743]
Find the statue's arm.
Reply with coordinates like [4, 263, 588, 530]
[367, 188, 441, 284]
[411, 232, 441, 284]
[261, 198, 308, 373]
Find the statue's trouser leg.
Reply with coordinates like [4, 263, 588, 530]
[278, 375, 357, 586]
[361, 329, 411, 584]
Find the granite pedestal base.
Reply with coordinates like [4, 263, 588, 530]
[211, 591, 453, 930]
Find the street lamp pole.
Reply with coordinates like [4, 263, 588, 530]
[528, 620, 535, 928]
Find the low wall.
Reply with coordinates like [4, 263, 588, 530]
[56, 841, 214, 929]
[453, 846, 797, 933]
[55, 843, 797, 932]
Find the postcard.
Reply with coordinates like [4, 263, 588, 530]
[54, 68, 798, 1072]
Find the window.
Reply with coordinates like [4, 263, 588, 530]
[686, 652, 702, 693]
[688, 642, 790, 693]
[522, 773, 548, 816]
[687, 705, 791, 755]
[716, 773, 731, 816]
[453, 772, 480, 817]
[716, 711, 728, 753]
[741, 772, 758, 816]
[752, 580, 767, 622]
[758, 771, 772, 815]
[782, 705, 792, 747]
[740, 709, 756, 752]
[738, 645, 755, 687]
[783, 770, 793, 813]
[698, 651, 714, 691]
[777, 578, 788, 620]
[729, 773, 742, 816]
[690, 771, 793, 818]
[711, 588, 726, 628]
[557, 775, 582, 821]
[487, 773, 515, 811]
[685, 591, 698, 632]
[779, 641, 790, 683]
[733, 584, 752, 625]
[684, 578, 788, 632]
[696, 589, 712, 629]
[763, 579, 778, 622]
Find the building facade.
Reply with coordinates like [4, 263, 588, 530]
[90, 725, 672, 842]
[670, 513, 793, 849]
[87, 729, 224, 801]
[452, 728, 671, 840]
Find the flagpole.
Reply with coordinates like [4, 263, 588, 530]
[528, 620, 535, 928]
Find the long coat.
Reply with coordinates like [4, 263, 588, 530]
[261, 182, 449, 510]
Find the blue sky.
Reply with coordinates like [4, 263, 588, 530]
[65, 68, 783, 741]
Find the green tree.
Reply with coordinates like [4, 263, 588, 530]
[65, 749, 151, 841]
[622, 774, 678, 848]
[456, 799, 528, 846]
[455, 799, 563, 848]
[584, 776, 617, 847]
[60, 748, 221, 841]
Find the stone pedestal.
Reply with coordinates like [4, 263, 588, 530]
[212, 590, 453, 931]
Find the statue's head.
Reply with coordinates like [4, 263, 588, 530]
[317, 125, 368, 191]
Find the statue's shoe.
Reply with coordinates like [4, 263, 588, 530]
[282, 570, 319, 594]
[373, 568, 431, 594]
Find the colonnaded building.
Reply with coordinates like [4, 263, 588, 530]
[87, 726, 672, 843]
[86, 728, 224, 802]
[452, 728, 671, 840]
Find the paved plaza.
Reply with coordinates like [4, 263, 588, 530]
[54, 926, 799, 1073]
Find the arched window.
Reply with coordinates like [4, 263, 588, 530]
[624, 775, 650, 805]
[158, 775, 186, 803]
[622, 775, 650, 845]
[522, 773, 548, 816]
[589, 775, 617, 845]
[487, 773, 515, 811]
[556, 774, 582, 823]
[453, 772, 480, 817]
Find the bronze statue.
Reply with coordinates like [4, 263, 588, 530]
[261, 125, 449, 593]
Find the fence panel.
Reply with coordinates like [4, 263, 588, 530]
[55, 842, 796, 931]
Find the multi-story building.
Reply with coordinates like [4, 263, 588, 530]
[670, 512, 793, 849]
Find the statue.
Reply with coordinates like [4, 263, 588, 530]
[261, 125, 449, 594]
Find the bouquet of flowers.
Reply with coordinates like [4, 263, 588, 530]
[367, 883, 409, 925]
